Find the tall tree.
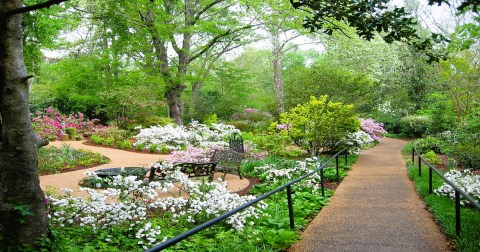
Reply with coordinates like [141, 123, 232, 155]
[0, 0, 67, 248]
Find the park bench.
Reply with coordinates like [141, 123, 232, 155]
[148, 162, 217, 182]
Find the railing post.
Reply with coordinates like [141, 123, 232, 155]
[418, 155, 422, 177]
[455, 191, 461, 237]
[429, 167, 433, 194]
[286, 185, 295, 229]
[336, 155, 340, 182]
[411, 147, 415, 164]
[320, 169, 325, 197]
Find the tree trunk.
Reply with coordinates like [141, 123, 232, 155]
[0, 1, 49, 248]
[272, 32, 285, 114]
[166, 83, 186, 125]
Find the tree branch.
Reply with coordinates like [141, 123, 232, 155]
[3, 0, 68, 18]
[194, 0, 225, 23]
[188, 24, 254, 63]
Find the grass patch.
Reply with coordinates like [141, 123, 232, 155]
[404, 143, 480, 252]
[39, 144, 110, 175]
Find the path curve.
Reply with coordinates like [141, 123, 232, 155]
[289, 137, 450, 252]
[39, 141, 249, 196]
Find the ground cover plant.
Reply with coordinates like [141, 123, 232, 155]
[404, 144, 480, 252]
[38, 144, 110, 175]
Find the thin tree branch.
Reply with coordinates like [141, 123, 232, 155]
[3, 0, 68, 18]
[194, 0, 225, 23]
[189, 24, 254, 63]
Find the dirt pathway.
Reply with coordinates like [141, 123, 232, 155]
[289, 137, 450, 252]
[39, 141, 249, 196]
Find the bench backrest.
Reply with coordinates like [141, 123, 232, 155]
[149, 162, 216, 182]
[211, 149, 244, 178]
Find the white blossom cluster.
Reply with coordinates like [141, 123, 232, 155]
[134, 121, 239, 151]
[343, 131, 375, 154]
[434, 169, 480, 205]
[153, 171, 268, 230]
[48, 170, 267, 248]
[254, 158, 323, 192]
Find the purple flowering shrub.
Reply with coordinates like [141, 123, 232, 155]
[32, 107, 104, 141]
[360, 118, 387, 141]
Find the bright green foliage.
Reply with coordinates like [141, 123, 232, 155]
[280, 96, 360, 155]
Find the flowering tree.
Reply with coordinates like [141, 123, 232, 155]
[280, 96, 360, 156]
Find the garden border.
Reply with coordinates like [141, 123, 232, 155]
[411, 147, 480, 236]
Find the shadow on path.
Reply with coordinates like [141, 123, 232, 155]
[289, 138, 450, 252]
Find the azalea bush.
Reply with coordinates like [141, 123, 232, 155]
[134, 121, 239, 152]
[343, 131, 375, 154]
[45, 172, 267, 251]
[360, 118, 387, 141]
[32, 107, 104, 141]
[434, 169, 480, 205]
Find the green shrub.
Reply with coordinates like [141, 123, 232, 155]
[116, 140, 133, 150]
[414, 136, 444, 154]
[280, 96, 359, 155]
[65, 127, 77, 140]
[135, 143, 145, 151]
[90, 134, 105, 145]
[203, 113, 218, 125]
[104, 137, 115, 146]
[400, 115, 432, 138]
[149, 144, 158, 153]
[452, 142, 480, 170]
[422, 150, 442, 166]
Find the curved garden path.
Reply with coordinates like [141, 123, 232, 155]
[289, 137, 450, 252]
[39, 141, 249, 196]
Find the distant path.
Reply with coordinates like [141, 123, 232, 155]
[39, 141, 249, 196]
[289, 138, 450, 252]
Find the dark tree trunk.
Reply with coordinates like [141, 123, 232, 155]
[166, 83, 186, 125]
[0, 0, 49, 247]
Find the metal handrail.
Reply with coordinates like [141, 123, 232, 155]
[147, 149, 348, 251]
[411, 147, 480, 236]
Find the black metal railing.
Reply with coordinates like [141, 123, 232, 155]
[411, 147, 480, 236]
[147, 149, 348, 251]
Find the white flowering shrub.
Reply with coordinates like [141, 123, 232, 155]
[434, 169, 480, 205]
[254, 157, 324, 192]
[134, 121, 239, 151]
[343, 131, 375, 154]
[48, 170, 267, 249]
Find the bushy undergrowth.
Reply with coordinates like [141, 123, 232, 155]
[38, 145, 109, 175]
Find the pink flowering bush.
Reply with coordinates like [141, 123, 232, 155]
[165, 146, 218, 164]
[32, 107, 104, 141]
[360, 118, 387, 141]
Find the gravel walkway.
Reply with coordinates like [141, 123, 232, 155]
[289, 137, 450, 252]
[39, 141, 249, 196]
